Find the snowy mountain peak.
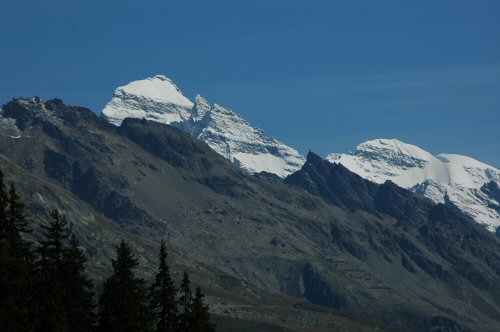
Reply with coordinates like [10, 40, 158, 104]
[327, 138, 500, 231]
[355, 138, 433, 168]
[102, 75, 305, 177]
[102, 76, 193, 126]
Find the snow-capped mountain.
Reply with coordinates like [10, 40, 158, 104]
[326, 139, 500, 232]
[102, 75, 194, 126]
[102, 76, 305, 177]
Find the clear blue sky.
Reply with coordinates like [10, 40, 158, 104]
[1, 0, 499, 167]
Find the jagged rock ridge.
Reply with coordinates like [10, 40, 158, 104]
[327, 138, 500, 232]
[102, 76, 305, 177]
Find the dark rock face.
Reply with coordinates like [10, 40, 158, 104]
[329, 222, 367, 260]
[2, 97, 43, 130]
[118, 118, 210, 169]
[286, 152, 435, 224]
[373, 180, 429, 224]
[1, 97, 500, 331]
[482, 181, 500, 212]
[301, 264, 346, 310]
[285, 151, 377, 211]
[286, 149, 500, 292]
[43, 149, 72, 183]
[427, 316, 464, 332]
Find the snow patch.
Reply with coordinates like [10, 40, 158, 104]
[102, 75, 194, 126]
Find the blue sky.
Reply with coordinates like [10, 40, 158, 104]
[1, 0, 499, 167]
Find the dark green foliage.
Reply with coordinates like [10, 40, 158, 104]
[61, 235, 97, 332]
[35, 209, 96, 332]
[98, 240, 153, 332]
[190, 287, 216, 332]
[149, 243, 216, 332]
[0, 176, 36, 332]
[149, 241, 178, 332]
[0, 168, 215, 332]
[36, 210, 70, 331]
[178, 272, 193, 332]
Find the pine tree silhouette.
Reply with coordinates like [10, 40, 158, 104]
[191, 287, 216, 332]
[36, 210, 71, 332]
[61, 234, 96, 332]
[178, 272, 193, 332]
[5, 185, 31, 257]
[149, 240, 178, 332]
[98, 240, 153, 332]
[0, 178, 36, 331]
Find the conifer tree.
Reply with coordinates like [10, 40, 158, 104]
[98, 240, 153, 332]
[149, 240, 178, 332]
[36, 209, 71, 332]
[0, 170, 8, 236]
[0, 170, 7, 329]
[36, 209, 97, 332]
[61, 235, 96, 332]
[6, 185, 32, 257]
[178, 272, 193, 332]
[190, 287, 216, 332]
[0, 179, 36, 331]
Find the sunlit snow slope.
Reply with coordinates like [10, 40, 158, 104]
[326, 139, 500, 231]
[102, 75, 193, 126]
[102, 76, 305, 177]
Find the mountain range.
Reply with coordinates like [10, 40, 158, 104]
[102, 75, 500, 233]
[1, 83, 499, 331]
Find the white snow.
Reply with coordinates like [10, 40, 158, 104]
[102, 75, 305, 177]
[233, 152, 290, 177]
[102, 75, 194, 126]
[326, 139, 500, 231]
[174, 98, 305, 177]
[0, 111, 22, 138]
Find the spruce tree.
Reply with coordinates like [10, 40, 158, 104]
[36, 209, 96, 332]
[36, 209, 71, 332]
[0, 170, 7, 329]
[0, 170, 8, 236]
[149, 240, 178, 332]
[178, 272, 193, 332]
[190, 287, 216, 332]
[0, 180, 36, 331]
[98, 240, 153, 332]
[61, 235, 96, 332]
[5, 185, 32, 257]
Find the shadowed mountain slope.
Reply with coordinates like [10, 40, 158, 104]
[1, 97, 500, 331]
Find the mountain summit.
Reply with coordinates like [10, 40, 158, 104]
[102, 75, 194, 126]
[102, 76, 305, 177]
[327, 138, 500, 232]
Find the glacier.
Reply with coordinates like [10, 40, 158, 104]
[102, 76, 305, 177]
[326, 139, 500, 232]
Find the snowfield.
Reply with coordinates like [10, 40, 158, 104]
[102, 76, 305, 177]
[327, 139, 500, 231]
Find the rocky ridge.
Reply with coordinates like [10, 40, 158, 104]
[327, 138, 500, 232]
[102, 76, 305, 177]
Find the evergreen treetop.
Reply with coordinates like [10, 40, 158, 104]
[98, 240, 153, 332]
[149, 240, 178, 332]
